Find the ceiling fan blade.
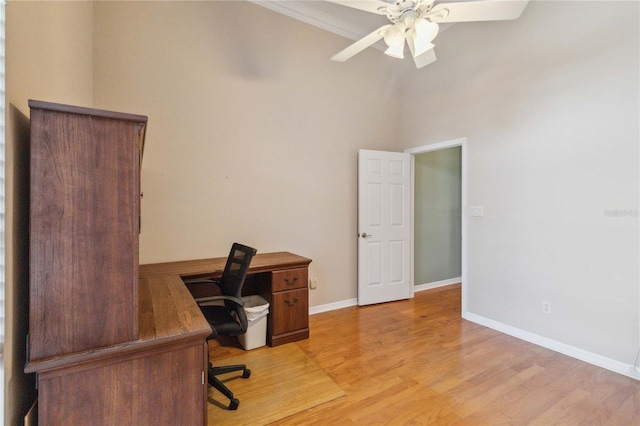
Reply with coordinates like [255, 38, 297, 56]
[331, 24, 391, 62]
[406, 30, 437, 69]
[324, 0, 397, 15]
[429, 0, 529, 23]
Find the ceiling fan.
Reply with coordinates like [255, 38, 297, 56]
[328, 0, 529, 68]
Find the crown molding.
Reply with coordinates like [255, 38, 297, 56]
[248, 0, 370, 42]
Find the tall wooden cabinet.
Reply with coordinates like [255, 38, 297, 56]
[28, 100, 145, 361]
[25, 101, 211, 425]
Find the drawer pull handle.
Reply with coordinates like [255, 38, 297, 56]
[284, 277, 299, 286]
[284, 297, 299, 306]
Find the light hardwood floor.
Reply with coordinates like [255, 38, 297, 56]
[212, 284, 640, 425]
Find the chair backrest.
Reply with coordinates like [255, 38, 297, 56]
[218, 243, 257, 301]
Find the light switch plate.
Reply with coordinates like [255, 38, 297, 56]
[469, 206, 484, 217]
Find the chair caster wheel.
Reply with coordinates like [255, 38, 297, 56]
[229, 398, 240, 410]
[243, 369, 251, 378]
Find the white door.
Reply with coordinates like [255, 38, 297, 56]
[358, 149, 411, 306]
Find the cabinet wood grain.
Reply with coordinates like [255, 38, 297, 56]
[26, 101, 211, 425]
[29, 100, 145, 360]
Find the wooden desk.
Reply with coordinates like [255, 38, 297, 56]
[140, 251, 313, 346]
[27, 251, 311, 425]
[26, 272, 212, 425]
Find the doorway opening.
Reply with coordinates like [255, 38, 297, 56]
[406, 138, 468, 314]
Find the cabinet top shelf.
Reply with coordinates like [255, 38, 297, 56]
[29, 99, 148, 124]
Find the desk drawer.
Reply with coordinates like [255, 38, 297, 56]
[272, 268, 308, 292]
[271, 288, 308, 336]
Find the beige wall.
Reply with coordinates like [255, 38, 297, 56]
[93, 1, 402, 306]
[6, 1, 94, 423]
[6, 2, 402, 421]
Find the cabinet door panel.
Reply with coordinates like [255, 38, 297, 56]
[29, 106, 141, 360]
[271, 288, 309, 335]
[38, 342, 206, 425]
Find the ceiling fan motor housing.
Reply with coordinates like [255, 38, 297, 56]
[385, 0, 435, 25]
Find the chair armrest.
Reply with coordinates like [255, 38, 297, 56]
[196, 294, 249, 331]
[195, 295, 245, 307]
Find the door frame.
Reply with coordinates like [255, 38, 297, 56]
[405, 137, 468, 316]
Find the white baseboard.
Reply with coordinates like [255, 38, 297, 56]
[415, 277, 461, 293]
[309, 298, 358, 315]
[310, 279, 461, 315]
[463, 311, 640, 381]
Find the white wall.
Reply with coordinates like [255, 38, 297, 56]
[93, 1, 402, 307]
[399, 0, 639, 368]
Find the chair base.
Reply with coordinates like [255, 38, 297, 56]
[209, 363, 251, 410]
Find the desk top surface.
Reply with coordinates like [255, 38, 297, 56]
[28, 252, 310, 374]
[26, 274, 212, 374]
[139, 251, 312, 279]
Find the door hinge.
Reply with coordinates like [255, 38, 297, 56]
[202, 371, 205, 385]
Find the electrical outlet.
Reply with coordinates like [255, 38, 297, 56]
[309, 277, 318, 290]
[542, 301, 552, 315]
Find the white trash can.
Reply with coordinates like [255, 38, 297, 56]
[238, 295, 269, 350]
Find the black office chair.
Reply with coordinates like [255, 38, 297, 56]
[189, 243, 257, 410]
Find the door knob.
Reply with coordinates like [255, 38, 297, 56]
[359, 232, 372, 239]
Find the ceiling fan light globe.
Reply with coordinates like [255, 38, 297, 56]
[413, 40, 434, 57]
[383, 21, 407, 48]
[384, 42, 405, 59]
[411, 18, 438, 57]
[414, 18, 439, 41]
